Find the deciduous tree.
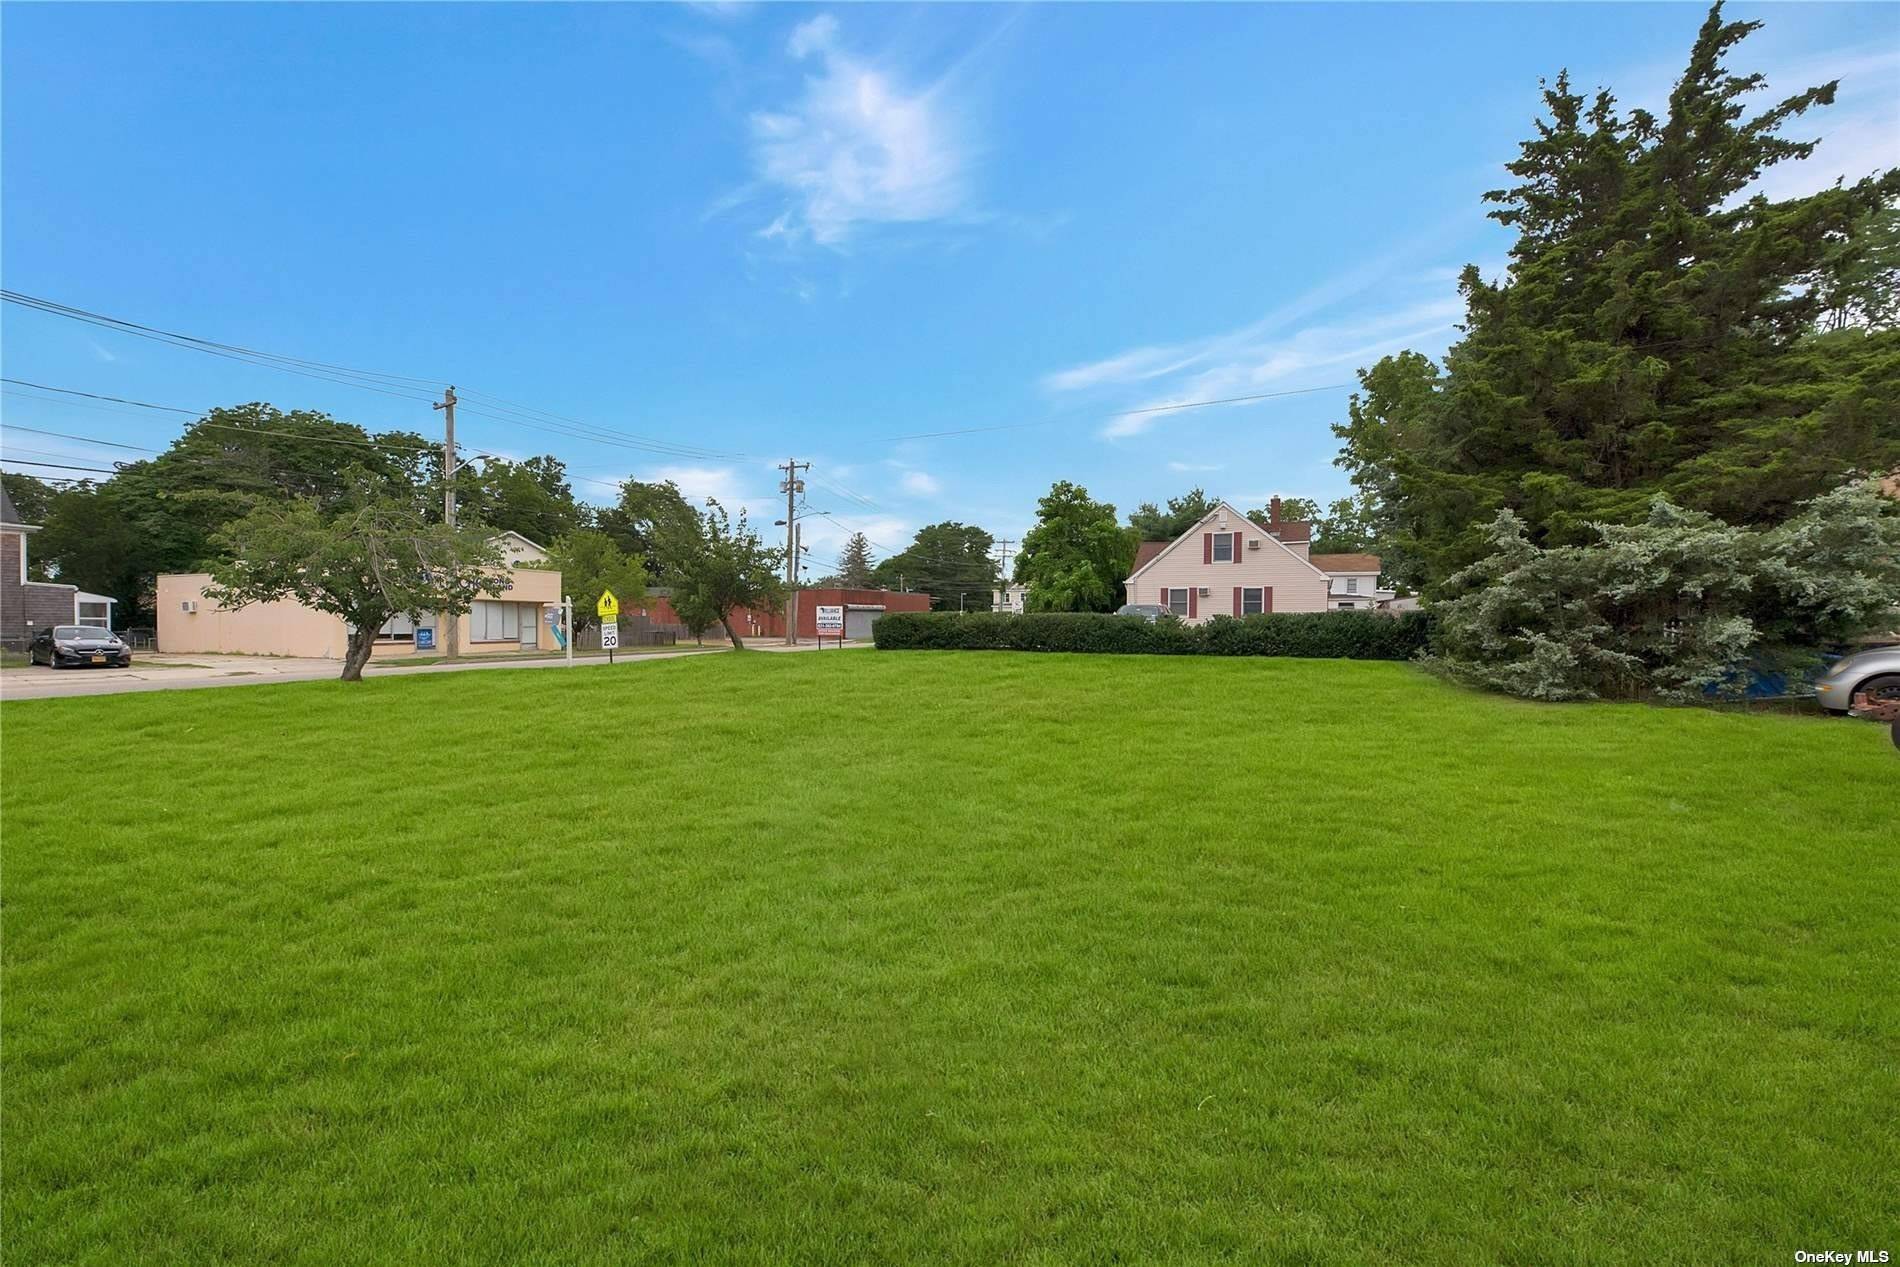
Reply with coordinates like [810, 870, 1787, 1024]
[655, 499, 785, 648]
[598, 479, 701, 582]
[206, 492, 506, 682]
[532, 530, 647, 634]
[1127, 488, 1217, 541]
[870, 522, 997, 610]
[1015, 481, 1135, 613]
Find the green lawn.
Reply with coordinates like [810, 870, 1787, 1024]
[3, 653, 1894, 1264]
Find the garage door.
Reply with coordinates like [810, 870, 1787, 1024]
[845, 610, 878, 640]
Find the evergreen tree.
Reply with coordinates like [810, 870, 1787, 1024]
[1336, 2, 1900, 593]
[836, 532, 875, 588]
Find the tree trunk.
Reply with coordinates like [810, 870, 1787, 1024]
[721, 614, 744, 650]
[340, 625, 378, 682]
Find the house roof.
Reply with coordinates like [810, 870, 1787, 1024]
[1125, 501, 1331, 585]
[0, 484, 35, 530]
[1310, 553, 1382, 574]
[1261, 520, 1311, 544]
[495, 529, 548, 555]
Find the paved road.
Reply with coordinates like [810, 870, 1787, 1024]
[0, 648, 723, 701]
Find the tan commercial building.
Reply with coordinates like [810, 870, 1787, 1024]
[157, 531, 564, 660]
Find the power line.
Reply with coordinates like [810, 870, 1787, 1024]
[0, 424, 159, 452]
[0, 378, 199, 414]
[1, 458, 119, 475]
[1, 290, 753, 464]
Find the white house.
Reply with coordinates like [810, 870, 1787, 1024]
[1123, 498, 1391, 621]
[992, 584, 1027, 614]
[1307, 553, 1395, 611]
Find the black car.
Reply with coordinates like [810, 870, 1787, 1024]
[29, 625, 132, 669]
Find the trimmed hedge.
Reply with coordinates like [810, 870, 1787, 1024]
[872, 610, 1434, 660]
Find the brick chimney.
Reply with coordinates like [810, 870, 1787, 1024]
[1269, 496, 1282, 525]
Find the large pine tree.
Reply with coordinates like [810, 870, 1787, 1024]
[1336, 3, 1900, 593]
[836, 532, 875, 588]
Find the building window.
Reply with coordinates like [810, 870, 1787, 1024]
[1212, 533, 1233, 562]
[1242, 587, 1265, 615]
[1166, 589, 1189, 617]
[1338, 601, 1355, 609]
[77, 601, 112, 630]
[469, 600, 522, 642]
[377, 613, 433, 643]
[1346, 577, 1360, 593]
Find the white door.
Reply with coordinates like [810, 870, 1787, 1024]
[520, 605, 537, 649]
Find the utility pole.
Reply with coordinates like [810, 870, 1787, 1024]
[993, 538, 1015, 611]
[778, 458, 809, 645]
[434, 385, 460, 661]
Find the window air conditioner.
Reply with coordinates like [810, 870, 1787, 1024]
[181, 600, 198, 613]
[1198, 587, 1210, 597]
[1247, 539, 1261, 550]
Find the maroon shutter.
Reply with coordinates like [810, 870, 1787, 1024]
[1188, 588, 1198, 619]
[1263, 586, 1273, 613]
[1158, 587, 1168, 612]
[1203, 533, 1212, 564]
[1232, 586, 1241, 616]
[1232, 532, 1242, 564]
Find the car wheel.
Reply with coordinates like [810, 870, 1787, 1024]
[1857, 673, 1900, 706]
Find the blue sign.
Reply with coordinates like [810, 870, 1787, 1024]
[415, 627, 436, 650]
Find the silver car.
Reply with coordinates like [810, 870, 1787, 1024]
[1814, 644, 1900, 715]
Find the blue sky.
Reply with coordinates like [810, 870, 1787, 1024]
[4, 2, 1894, 562]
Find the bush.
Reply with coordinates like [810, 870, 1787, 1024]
[1430, 483, 1900, 702]
[873, 610, 1433, 660]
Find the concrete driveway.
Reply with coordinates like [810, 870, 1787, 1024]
[0, 648, 721, 700]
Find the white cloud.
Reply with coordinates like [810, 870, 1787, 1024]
[686, 0, 752, 21]
[747, 15, 970, 247]
[797, 512, 913, 565]
[899, 469, 941, 497]
[1168, 461, 1225, 473]
[643, 464, 748, 507]
[1061, 293, 1464, 441]
[1749, 96, 1900, 202]
[1042, 222, 1465, 405]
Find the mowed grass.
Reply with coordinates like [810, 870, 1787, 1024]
[3, 652, 1895, 1265]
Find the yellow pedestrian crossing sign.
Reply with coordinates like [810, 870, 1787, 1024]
[596, 590, 619, 620]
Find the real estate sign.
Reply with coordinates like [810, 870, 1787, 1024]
[815, 605, 844, 636]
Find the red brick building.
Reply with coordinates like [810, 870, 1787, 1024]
[2, 485, 118, 650]
[634, 587, 929, 641]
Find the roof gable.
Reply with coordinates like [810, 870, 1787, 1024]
[0, 484, 35, 530]
[1125, 501, 1329, 584]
